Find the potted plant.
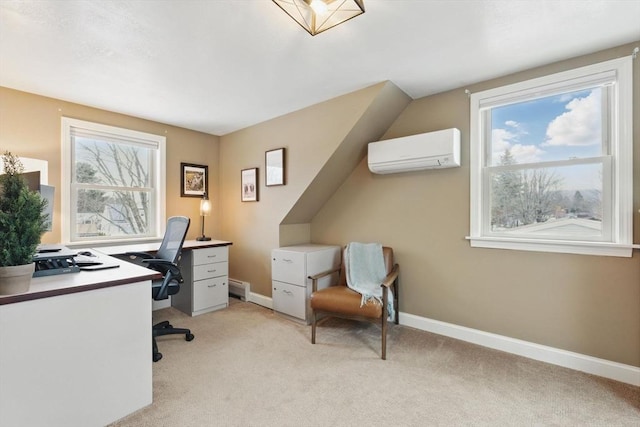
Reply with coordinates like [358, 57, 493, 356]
[0, 151, 49, 295]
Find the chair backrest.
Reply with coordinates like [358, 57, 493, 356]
[337, 246, 394, 286]
[156, 216, 190, 263]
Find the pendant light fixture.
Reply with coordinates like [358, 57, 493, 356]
[272, 0, 365, 36]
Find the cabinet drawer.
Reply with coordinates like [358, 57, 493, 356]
[193, 247, 228, 266]
[272, 280, 306, 320]
[271, 251, 305, 284]
[193, 277, 227, 312]
[193, 261, 228, 280]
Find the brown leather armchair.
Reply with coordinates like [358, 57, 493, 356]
[309, 246, 399, 359]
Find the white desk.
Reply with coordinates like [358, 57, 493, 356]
[0, 254, 159, 427]
[98, 239, 232, 256]
[100, 239, 233, 315]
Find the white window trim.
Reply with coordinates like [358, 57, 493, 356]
[61, 117, 166, 245]
[468, 56, 634, 257]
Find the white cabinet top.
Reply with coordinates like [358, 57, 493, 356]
[275, 244, 341, 253]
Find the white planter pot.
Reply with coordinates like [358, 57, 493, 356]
[0, 263, 34, 295]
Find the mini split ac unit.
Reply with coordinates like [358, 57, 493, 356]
[368, 128, 461, 174]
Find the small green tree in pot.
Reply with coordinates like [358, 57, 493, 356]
[0, 151, 48, 295]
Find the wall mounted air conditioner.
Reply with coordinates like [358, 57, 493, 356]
[368, 128, 460, 174]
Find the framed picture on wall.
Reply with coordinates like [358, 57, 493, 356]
[181, 163, 208, 197]
[265, 147, 285, 186]
[241, 168, 259, 202]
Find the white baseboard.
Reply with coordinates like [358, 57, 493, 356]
[243, 293, 639, 386]
[248, 292, 272, 309]
[399, 312, 640, 387]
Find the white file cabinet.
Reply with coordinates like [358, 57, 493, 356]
[271, 244, 341, 324]
[172, 245, 229, 316]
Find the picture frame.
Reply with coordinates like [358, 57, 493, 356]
[265, 147, 285, 186]
[241, 168, 259, 202]
[181, 163, 208, 198]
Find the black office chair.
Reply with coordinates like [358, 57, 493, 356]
[128, 216, 194, 362]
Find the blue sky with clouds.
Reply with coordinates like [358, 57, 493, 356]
[490, 87, 604, 191]
[490, 88, 602, 165]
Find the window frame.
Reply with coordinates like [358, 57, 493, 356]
[468, 56, 634, 257]
[61, 117, 166, 245]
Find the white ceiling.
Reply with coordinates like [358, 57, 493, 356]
[1, 1, 639, 136]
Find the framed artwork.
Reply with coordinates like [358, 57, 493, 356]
[265, 147, 285, 186]
[181, 163, 208, 198]
[241, 168, 259, 202]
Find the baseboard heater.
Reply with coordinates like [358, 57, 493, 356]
[228, 278, 250, 301]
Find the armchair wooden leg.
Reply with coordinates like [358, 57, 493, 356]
[381, 313, 387, 360]
[311, 311, 317, 344]
[394, 281, 399, 325]
[382, 286, 389, 360]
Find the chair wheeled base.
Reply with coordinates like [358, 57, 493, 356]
[152, 320, 194, 362]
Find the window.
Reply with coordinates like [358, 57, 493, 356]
[61, 118, 166, 244]
[469, 56, 633, 257]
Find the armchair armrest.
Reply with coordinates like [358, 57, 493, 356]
[308, 266, 341, 292]
[380, 264, 399, 289]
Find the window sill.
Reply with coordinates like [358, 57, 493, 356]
[466, 236, 638, 258]
[64, 237, 163, 250]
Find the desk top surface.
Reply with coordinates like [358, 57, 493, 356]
[0, 252, 161, 305]
[0, 240, 232, 306]
[98, 239, 232, 256]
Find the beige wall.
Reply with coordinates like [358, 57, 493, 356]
[311, 42, 640, 367]
[2, 41, 638, 368]
[219, 82, 410, 297]
[0, 87, 220, 243]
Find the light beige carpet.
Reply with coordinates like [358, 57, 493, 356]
[111, 298, 639, 426]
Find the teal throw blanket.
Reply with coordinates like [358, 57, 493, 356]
[345, 242, 395, 320]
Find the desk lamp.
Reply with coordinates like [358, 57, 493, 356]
[196, 193, 212, 241]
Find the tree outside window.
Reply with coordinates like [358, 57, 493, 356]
[469, 56, 633, 257]
[62, 118, 166, 243]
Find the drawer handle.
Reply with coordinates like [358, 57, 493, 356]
[207, 269, 217, 273]
[282, 258, 293, 263]
[208, 284, 217, 288]
[207, 255, 217, 258]
[283, 290, 293, 295]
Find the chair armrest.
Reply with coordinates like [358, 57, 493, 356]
[143, 259, 182, 280]
[153, 268, 184, 299]
[143, 258, 179, 269]
[142, 258, 174, 265]
[308, 267, 341, 292]
[125, 251, 154, 259]
[380, 264, 399, 289]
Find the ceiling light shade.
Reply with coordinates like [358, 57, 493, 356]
[273, 0, 365, 36]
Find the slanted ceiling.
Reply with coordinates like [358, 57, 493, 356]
[282, 81, 411, 224]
